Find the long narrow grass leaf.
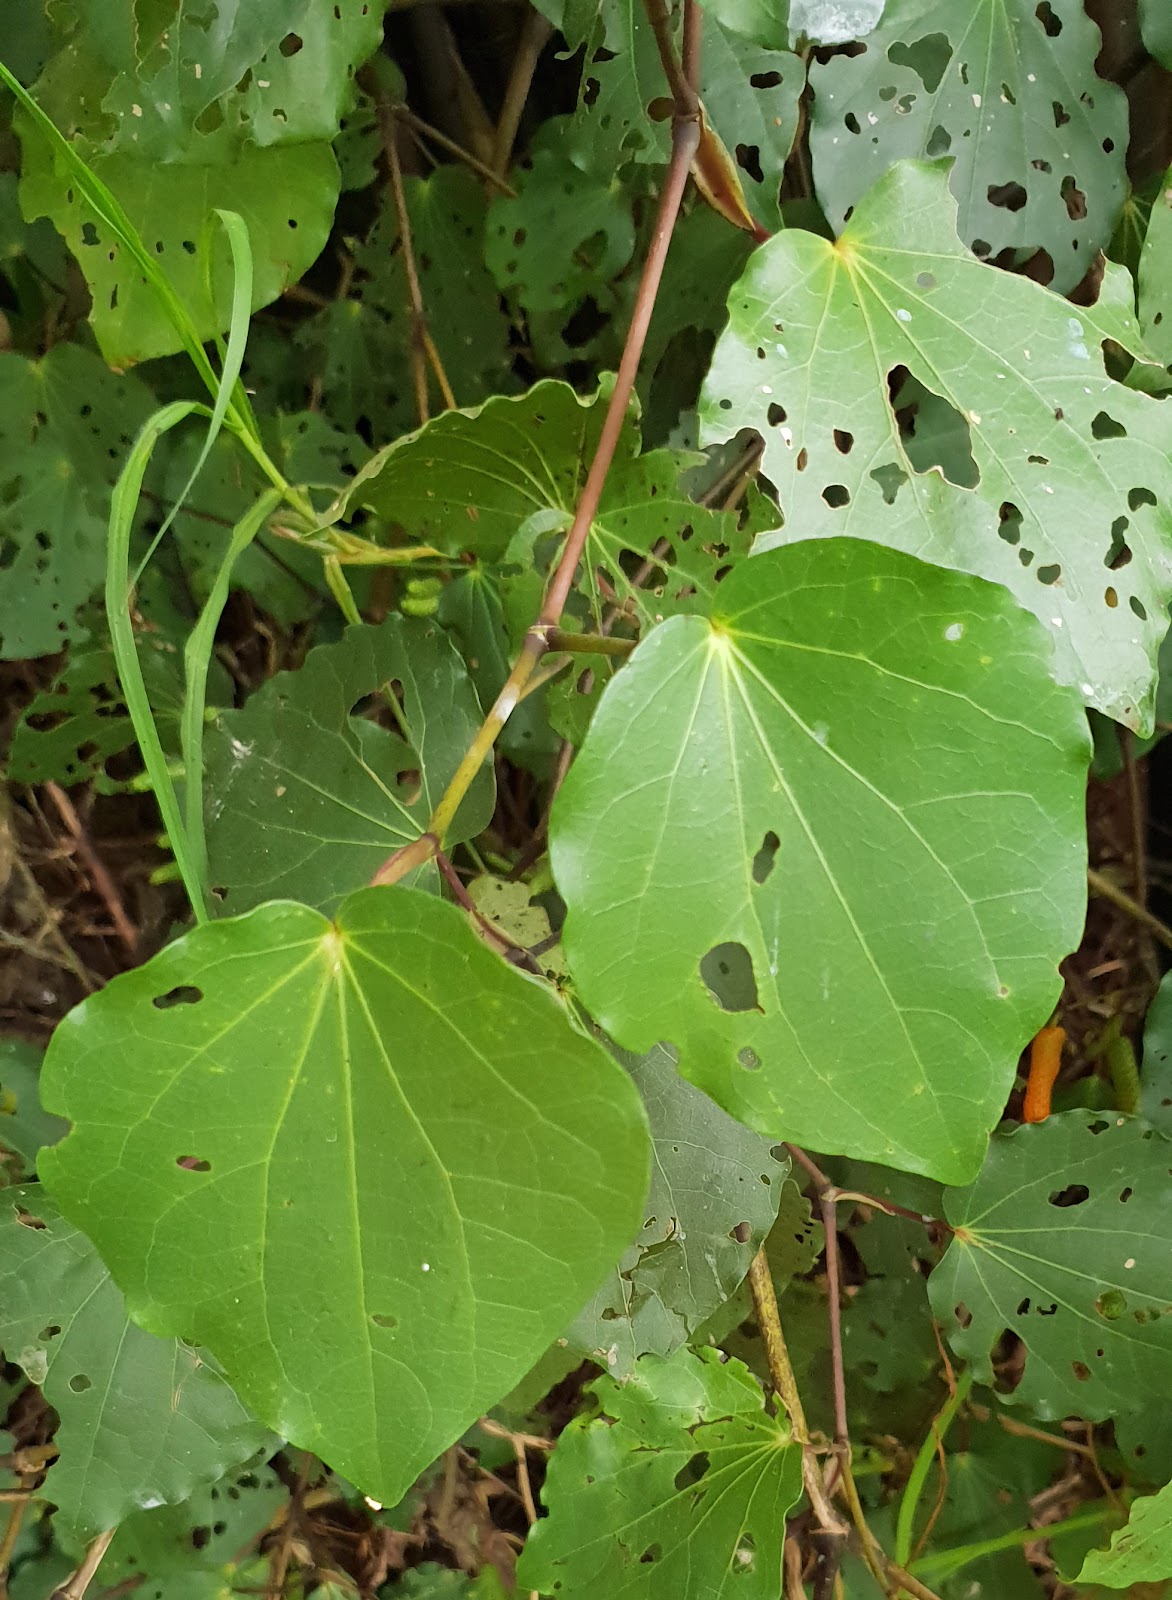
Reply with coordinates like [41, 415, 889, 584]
[132, 207, 257, 586]
[106, 401, 211, 923]
[181, 487, 283, 900]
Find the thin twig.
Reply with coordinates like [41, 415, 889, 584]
[267, 1452, 314, 1600]
[435, 850, 543, 974]
[1087, 865, 1172, 952]
[43, 783, 137, 957]
[394, 104, 517, 195]
[380, 110, 456, 419]
[643, 0, 700, 118]
[545, 629, 635, 657]
[492, 10, 553, 176]
[52, 1528, 117, 1600]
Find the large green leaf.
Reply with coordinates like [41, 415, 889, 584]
[0, 344, 157, 658]
[0, 1184, 270, 1541]
[550, 538, 1089, 1184]
[39, 887, 651, 1505]
[1132, 167, 1172, 393]
[808, 0, 1127, 293]
[1078, 1479, 1172, 1588]
[700, 160, 1172, 729]
[929, 1110, 1172, 1419]
[203, 618, 494, 915]
[567, 1044, 786, 1375]
[516, 1346, 803, 1598]
[1142, 971, 1172, 1136]
[702, 0, 886, 48]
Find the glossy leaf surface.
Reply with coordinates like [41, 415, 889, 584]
[700, 160, 1172, 728]
[1078, 1478, 1172, 1588]
[551, 538, 1089, 1183]
[517, 1347, 802, 1598]
[40, 887, 651, 1504]
[0, 1185, 269, 1541]
[931, 1111, 1172, 1417]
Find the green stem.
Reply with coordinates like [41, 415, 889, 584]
[910, 1502, 1118, 1583]
[895, 1368, 974, 1566]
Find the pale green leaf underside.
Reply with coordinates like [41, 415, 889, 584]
[517, 1346, 803, 1598]
[551, 537, 1089, 1184]
[809, 0, 1128, 293]
[1078, 1478, 1172, 1588]
[203, 617, 494, 915]
[931, 1111, 1172, 1419]
[0, 1185, 269, 1542]
[39, 887, 651, 1505]
[700, 160, 1172, 730]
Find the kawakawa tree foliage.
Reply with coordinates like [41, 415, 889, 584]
[4, 0, 1172, 1594]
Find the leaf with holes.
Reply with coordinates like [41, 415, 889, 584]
[516, 1345, 802, 1598]
[929, 1110, 1172, 1418]
[562, 3, 801, 233]
[567, 1044, 787, 1376]
[1078, 1478, 1172, 1588]
[700, 159, 1172, 729]
[8, 647, 186, 786]
[203, 618, 493, 915]
[550, 537, 1089, 1184]
[297, 166, 514, 439]
[38, 887, 651, 1505]
[93, 1455, 286, 1593]
[14, 0, 383, 363]
[0, 1185, 270, 1542]
[485, 120, 637, 318]
[0, 344, 157, 659]
[808, 0, 1128, 294]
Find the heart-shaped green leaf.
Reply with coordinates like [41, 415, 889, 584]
[0, 1184, 270, 1541]
[550, 538, 1089, 1183]
[700, 160, 1172, 729]
[930, 1110, 1172, 1418]
[39, 887, 651, 1505]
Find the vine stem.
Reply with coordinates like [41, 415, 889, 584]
[371, 4, 703, 881]
[894, 1368, 974, 1568]
[492, 10, 553, 176]
[1087, 865, 1172, 952]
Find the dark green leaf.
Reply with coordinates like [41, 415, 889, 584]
[517, 1347, 803, 1598]
[567, 1043, 787, 1375]
[700, 160, 1172, 729]
[0, 1185, 270, 1541]
[930, 1110, 1172, 1418]
[39, 887, 651, 1505]
[203, 618, 494, 914]
[551, 538, 1089, 1183]
[1140, 0, 1172, 70]
[1141, 971, 1172, 1136]
[0, 344, 157, 658]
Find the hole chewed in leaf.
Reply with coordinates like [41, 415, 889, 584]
[1048, 1183, 1090, 1208]
[887, 34, 952, 93]
[673, 1451, 710, 1492]
[700, 943, 763, 1014]
[153, 986, 204, 1009]
[751, 831, 780, 884]
[176, 1156, 212, 1173]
